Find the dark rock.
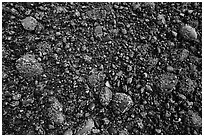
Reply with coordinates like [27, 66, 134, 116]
[107, 127, 118, 135]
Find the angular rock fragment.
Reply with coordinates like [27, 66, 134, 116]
[111, 93, 133, 114]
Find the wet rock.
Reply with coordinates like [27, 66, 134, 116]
[159, 73, 178, 93]
[16, 54, 43, 78]
[21, 16, 38, 31]
[99, 87, 113, 106]
[111, 93, 133, 114]
[75, 118, 95, 135]
[179, 25, 197, 40]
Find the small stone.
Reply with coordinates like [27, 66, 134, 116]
[88, 102, 95, 111]
[172, 31, 178, 37]
[157, 14, 166, 25]
[103, 118, 110, 125]
[12, 94, 21, 100]
[155, 129, 162, 133]
[112, 93, 133, 114]
[121, 28, 127, 35]
[76, 118, 95, 135]
[21, 16, 38, 31]
[180, 25, 197, 40]
[159, 73, 178, 93]
[95, 26, 103, 37]
[10, 101, 19, 107]
[167, 66, 174, 72]
[105, 81, 111, 88]
[179, 49, 189, 61]
[189, 111, 202, 127]
[99, 87, 113, 106]
[92, 129, 100, 134]
[107, 127, 118, 135]
[178, 93, 186, 100]
[64, 129, 73, 135]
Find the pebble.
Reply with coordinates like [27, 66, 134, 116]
[105, 81, 111, 88]
[95, 26, 103, 37]
[10, 101, 19, 107]
[64, 129, 73, 135]
[179, 49, 189, 61]
[155, 129, 162, 133]
[178, 93, 186, 100]
[172, 31, 178, 37]
[166, 66, 174, 72]
[12, 93, 21, 100]
[107, 127, 118, 135]
[159, 73, 178, 93]
[121, 28, 127, 35]
[157, 14, 166, 25]
[111, 93, 133, 114]
[21, 16, 38, 31]
[75, 118, 95, 135]
[99, 87, 113, 106]
[88, 102, 95, 111]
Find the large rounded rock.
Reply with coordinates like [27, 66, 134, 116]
[99, 87, 112, 106]
[21, 16, 38, 31]
[16, 54, 43, 78]
[111, 93, 133, 114]
[180, 25, 197, 40]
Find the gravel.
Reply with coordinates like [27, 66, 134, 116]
[2, 2, 202, 135]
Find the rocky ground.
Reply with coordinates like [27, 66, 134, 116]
[2, 2, 202, 135]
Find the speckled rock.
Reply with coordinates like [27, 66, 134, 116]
[99, 87, 113, 106]
[16, 54, 43, 78]
[111, 93, 133, 114]
[21, 16, 38, 31]
[188, 110, 202, 127]
[48, 97, 65, 124]
[159, 73, 178, 93]
[88, 70, 106, 87]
